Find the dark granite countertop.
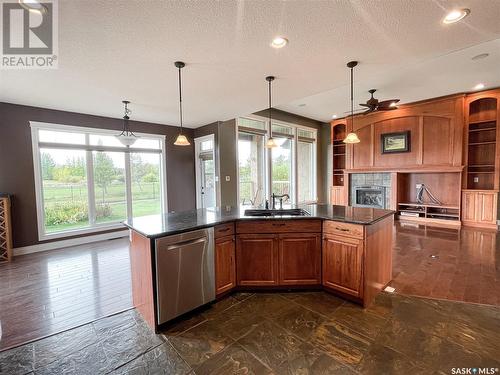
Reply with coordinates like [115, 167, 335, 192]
[124, 204, 395, 239]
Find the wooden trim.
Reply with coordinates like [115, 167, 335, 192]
[417, 116, 424, 164]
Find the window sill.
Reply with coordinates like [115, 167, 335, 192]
[39, 222, 126, 242]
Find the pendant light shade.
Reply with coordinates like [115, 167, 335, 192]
[116, 100, 139, 146]
[174, 61, 191, 146]
[265, 75, 278, 149]
[343, 132, 361, 144]
[343, 61, 360, 144]
[174, 134, 190, 146]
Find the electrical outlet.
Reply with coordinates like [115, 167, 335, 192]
[474, 177, 479, 183]
[225, 176, 230, 182]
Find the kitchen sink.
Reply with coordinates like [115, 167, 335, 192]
[244, 208, 310, 217]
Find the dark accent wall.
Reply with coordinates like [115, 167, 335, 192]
[0, 102, 196, 248]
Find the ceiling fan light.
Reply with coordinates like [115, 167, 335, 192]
[174, 134, 190, 146]
[343, 132, 360, 144]
[265, 137, 279, 148]
[389, 102, 397, 107]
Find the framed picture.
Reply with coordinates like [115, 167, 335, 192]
[381, 131, 410, 154]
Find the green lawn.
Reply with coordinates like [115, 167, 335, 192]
[43, 181, 161, 233]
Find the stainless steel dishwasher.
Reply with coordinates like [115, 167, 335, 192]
[155, 227, 215, 325]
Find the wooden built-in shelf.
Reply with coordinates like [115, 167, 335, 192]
[332, 123, 346, 187]
[398, 202, 460, 226]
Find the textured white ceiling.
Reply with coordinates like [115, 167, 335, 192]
[1, 0, 500, 127]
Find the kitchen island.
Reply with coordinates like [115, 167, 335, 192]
[124, 204, 394, 331]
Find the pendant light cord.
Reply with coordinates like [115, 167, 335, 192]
[178, 66, 183, 134]
[350, 65, 354, 122]
[268, 78, 272, 137]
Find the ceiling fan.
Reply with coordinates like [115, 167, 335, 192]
[359, 89, 400, 114]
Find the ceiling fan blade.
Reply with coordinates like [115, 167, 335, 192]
[359, 103, 371, 108]
[378, 99, 400, 107]
[377, 107, 398, 111]
[362, 108, 374, 115]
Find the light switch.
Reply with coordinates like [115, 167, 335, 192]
[225, 176, 230, 182]
[474, 177, 479, 183]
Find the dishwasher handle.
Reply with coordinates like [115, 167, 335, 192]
[163, 237, 207, 251]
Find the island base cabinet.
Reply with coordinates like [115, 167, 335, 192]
[279, 233, 321, 285]
[322, 234, 363, 298]
[236, 234, 279, 286]
[215, 236, 236, 296]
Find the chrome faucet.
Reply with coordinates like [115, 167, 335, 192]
[272, 193, 290, 210]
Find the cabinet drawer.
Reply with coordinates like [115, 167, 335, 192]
[323, 221, 364, 239]
[214, 222, 235, 238]
[236, 220, 322, 234]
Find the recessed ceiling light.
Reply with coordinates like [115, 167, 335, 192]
[331, 114, 337, 119]
[442, 8, 470, 24]
[472, 53, 489, 60]
[18, 0, 48, 14]
[474, 83, 485, 90]
[270, 37, 288, 49]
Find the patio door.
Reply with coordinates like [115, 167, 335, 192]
[195, 135, 216, 209]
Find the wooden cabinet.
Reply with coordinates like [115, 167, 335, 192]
[322, 234, 363, 298]
[330, 186, 346, 205]
[236, 234, 279, 286]
[278, 233, 321, 285]
[462, 190, 498, 229]
[215, 235, 236, 295]
[235, 220, 322, 287]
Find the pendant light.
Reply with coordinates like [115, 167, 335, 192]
[343, 61, 361, 144]
[116, 100, 139, 146]
[265, 75, 279, 148]
[174, 61, 191, 146]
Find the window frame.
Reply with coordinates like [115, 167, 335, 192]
[30, 121, 168, 241]
[236, 116, 317, 206]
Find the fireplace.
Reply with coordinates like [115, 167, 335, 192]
[354, 186, 386, 209]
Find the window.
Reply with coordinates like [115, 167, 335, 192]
[237, 130, 266, 206]
[297, 129, 316, 203]
[237, 117, 317, 206]
[31, 122, 166, 239]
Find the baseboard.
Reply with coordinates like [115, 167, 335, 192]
[13, 230, 129, 256]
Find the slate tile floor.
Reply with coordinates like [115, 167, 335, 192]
[1, 291, 499, 375]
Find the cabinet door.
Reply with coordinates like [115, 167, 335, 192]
[462, 191, 477, 222]
[215, 236, 236, 295]
[330, 187, 345, 206]
[477, 192, 497, 224]
[322, 234, 363, 298]
[236, 234, 278, 286]
[278, 233, 321, 285]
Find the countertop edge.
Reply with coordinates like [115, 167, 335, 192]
[123, 210, 395, 239]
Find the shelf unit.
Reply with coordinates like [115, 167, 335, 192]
[465, 98, 498, 190]
[0, 195, 13, 262]
[398, 203, 460, 221]
[332, 123, 346, 186]
[396, 172, 462, 227]
[462, 93, 500, 229]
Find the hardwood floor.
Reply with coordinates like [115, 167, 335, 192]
[0, 238, 132, 351]
[391, 221, 500, 305]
